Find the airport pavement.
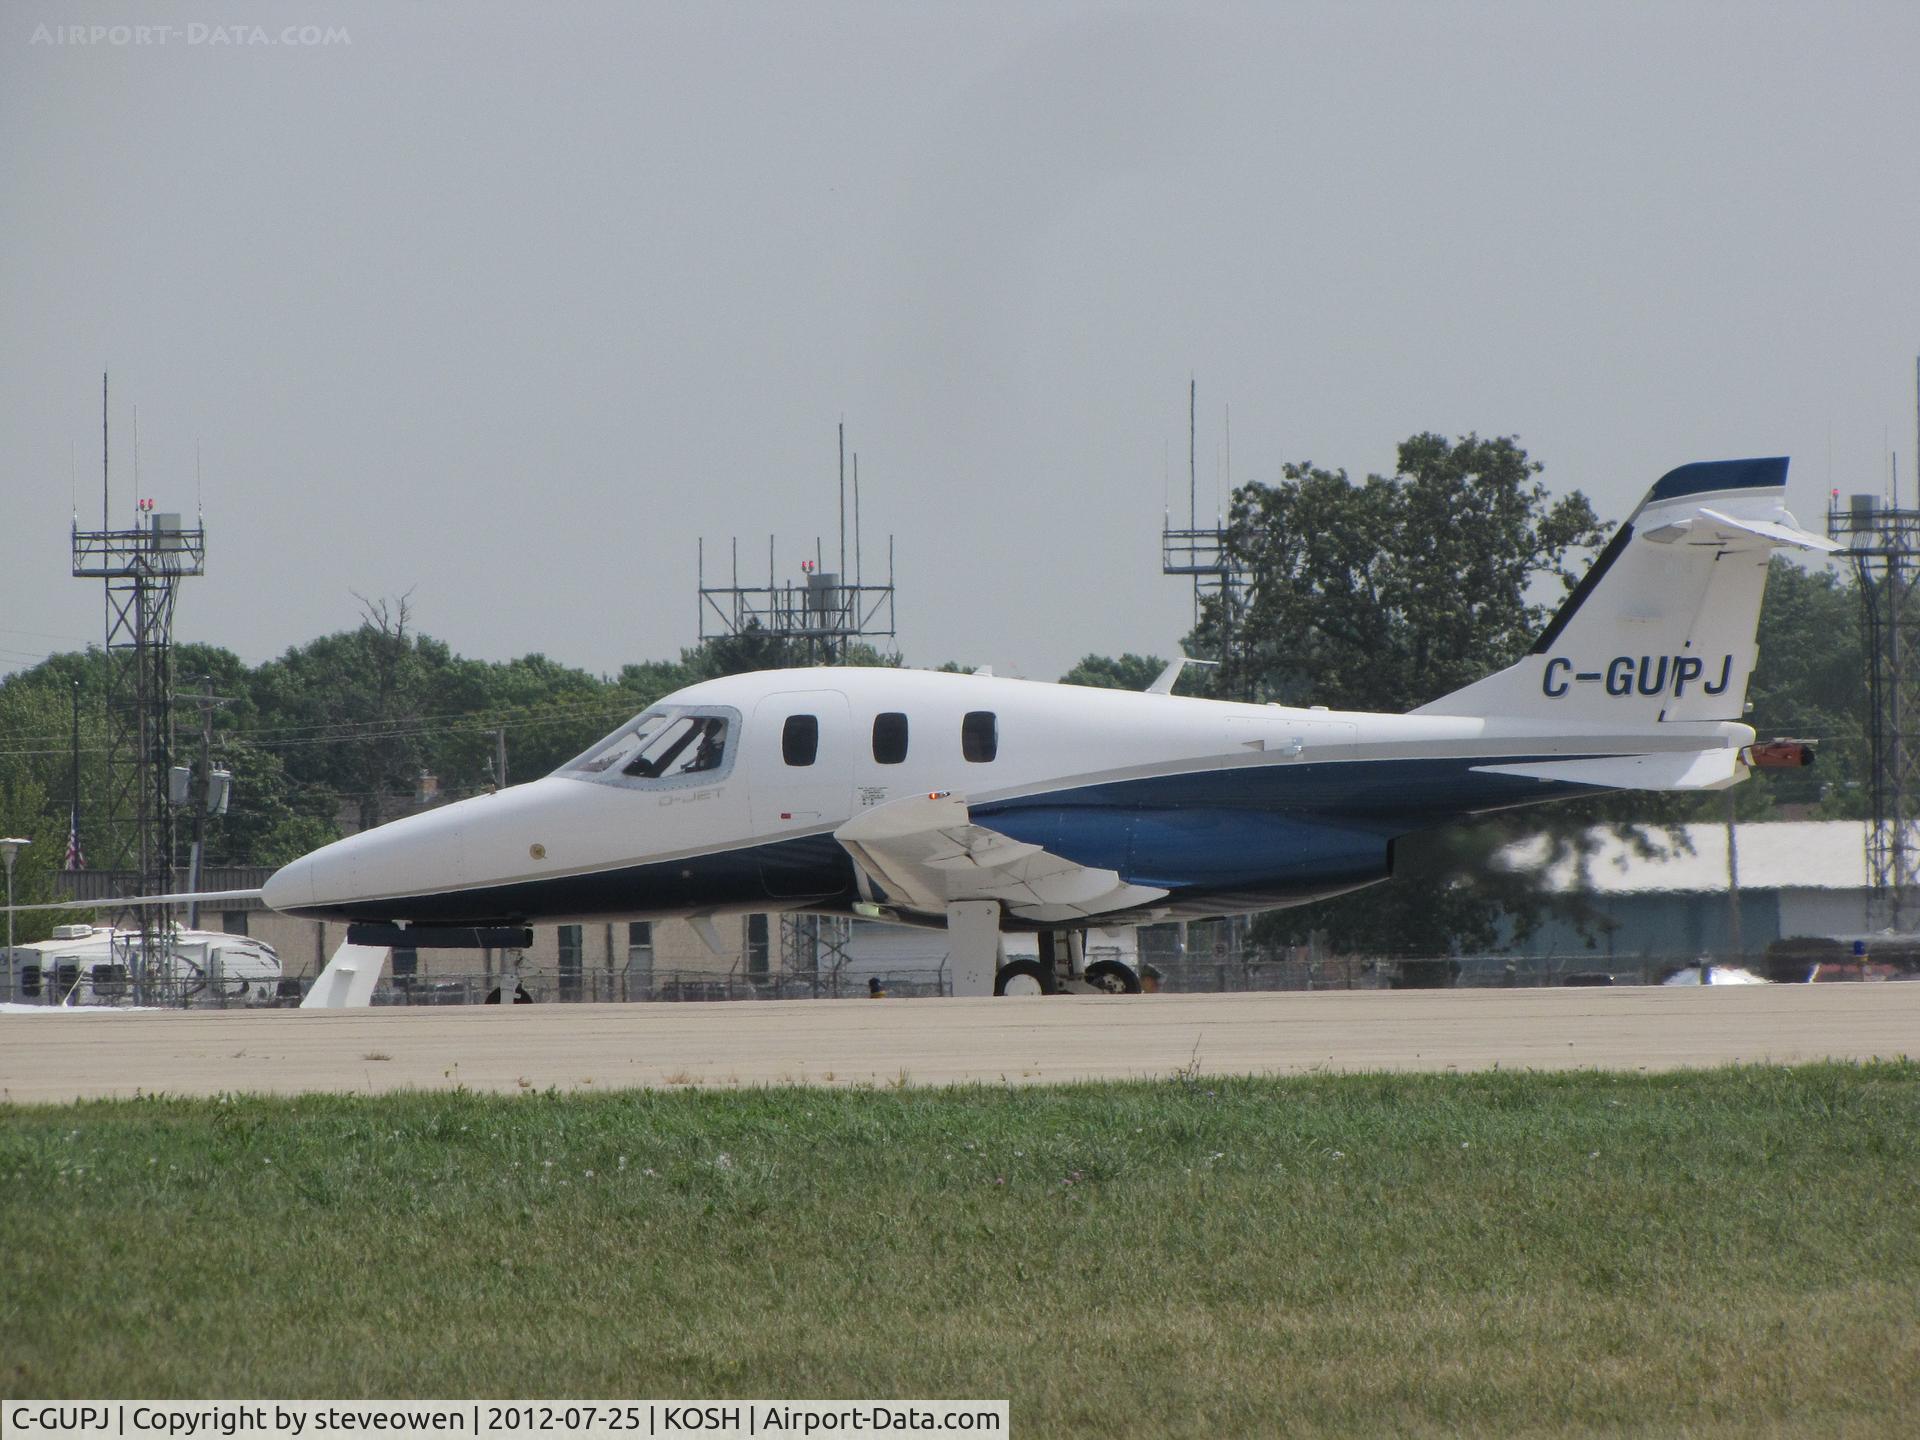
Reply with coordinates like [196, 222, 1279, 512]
[3, 983, 1917, 1103]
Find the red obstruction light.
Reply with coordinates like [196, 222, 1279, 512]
[1746, 739, 1816, 769]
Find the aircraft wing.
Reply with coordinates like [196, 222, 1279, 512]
[834, 792, 1168, 925]
[3, 888, 264, 915]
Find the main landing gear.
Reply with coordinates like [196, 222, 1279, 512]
[945, 903, 1144, 997]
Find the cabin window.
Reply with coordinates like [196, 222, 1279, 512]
[962, 710, 998, 763]
[561, 706, 740, 789]
[783, 714, 820, 767]
[872, 711, 909, 764]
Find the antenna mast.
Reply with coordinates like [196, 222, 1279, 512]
[73, 384, 208, 1003]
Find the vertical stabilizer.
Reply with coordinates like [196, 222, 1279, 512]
[1414, 458, 1837, 723]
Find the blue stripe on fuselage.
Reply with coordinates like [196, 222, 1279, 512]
[975, 753, 1602, 892]
[282, 753, 1604, 926]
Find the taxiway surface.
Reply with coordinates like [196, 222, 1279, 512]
[3, 984, 1916, 1104]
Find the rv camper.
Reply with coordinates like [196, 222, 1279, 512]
[2, 923, 282, 1006]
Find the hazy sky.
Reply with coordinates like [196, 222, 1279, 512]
[3, 1, 1915, 686]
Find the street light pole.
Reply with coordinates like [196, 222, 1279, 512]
[1, 837, 30, 1004]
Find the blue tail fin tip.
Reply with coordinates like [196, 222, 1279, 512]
[1646, 457, 1789, 503]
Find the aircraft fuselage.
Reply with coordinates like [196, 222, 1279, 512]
[260, 667, 1748, 931]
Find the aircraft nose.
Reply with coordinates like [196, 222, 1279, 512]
[260, 854, 315, 913]
[258, 778, 591, 923]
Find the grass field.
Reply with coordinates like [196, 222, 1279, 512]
[3, 1063, 1917, 1437]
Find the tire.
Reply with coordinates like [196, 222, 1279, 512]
[994, 958, 1052, 997]
[1083, 959, 1142, 995]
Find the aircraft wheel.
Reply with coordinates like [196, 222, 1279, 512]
[1083, 959, 1143, 995]
[994, 959, 1052, 997]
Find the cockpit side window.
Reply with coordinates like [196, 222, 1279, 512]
[560, 706, 739, 788]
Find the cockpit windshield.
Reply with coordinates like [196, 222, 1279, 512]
[560, 707, 737, 787]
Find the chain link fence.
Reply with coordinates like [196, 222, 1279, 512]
[13, 946, 1909, 1009]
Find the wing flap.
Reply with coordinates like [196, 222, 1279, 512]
[834, 793, 1167, 922]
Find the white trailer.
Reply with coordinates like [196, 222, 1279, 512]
[2, 923, 283, 1005]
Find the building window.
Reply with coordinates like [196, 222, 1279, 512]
[962, 710, 998, 763]
[746, 914, 770, 980]
[782, 714, 819, 767]
[627, 921, 654, 998]
[392, 947, 418, 984]
[220, 910, 249, 937]
[558, 924, 583, 1001]
[872, 711, 908, 764]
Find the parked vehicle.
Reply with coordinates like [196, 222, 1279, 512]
[2, 923, 282, 1005]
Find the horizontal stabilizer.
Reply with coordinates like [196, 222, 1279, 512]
[1473, 748, 1744, 791]
[1681, 508, 1839, 553]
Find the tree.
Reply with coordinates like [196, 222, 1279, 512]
[1201, 433, 1604, 709]
[0, 681, 88, 943]
[1744, 558, 1867, 816]
[249, 596, 445, 831]
[1208, 434, 1614, 956]
[1060, 653, 1165, 691]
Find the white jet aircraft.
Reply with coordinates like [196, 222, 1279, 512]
[9, 459, 1834, 1002]
[247, 456, 1834, 1001]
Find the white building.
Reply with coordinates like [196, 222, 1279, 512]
[1501, 819, 1873, 965]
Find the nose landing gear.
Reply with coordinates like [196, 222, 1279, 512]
[1082, 958, 1143, 994]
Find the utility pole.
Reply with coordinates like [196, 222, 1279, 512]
[180, 679, 235, 934]
[495, 727, 508, 790]
[1, 839, 29, 1003]
[1725, 787, 1742, 965]
[69, 681, 81, 869]
[187, 677, 215, 929]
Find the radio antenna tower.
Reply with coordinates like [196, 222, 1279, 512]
[697, 421, 897, 665]
[1827, 356, 1920, 929]
[70, 374, 207, 1000]
[1161, 379, 1249, 697]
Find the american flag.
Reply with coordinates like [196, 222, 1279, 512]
[64, 807, 85, 871]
